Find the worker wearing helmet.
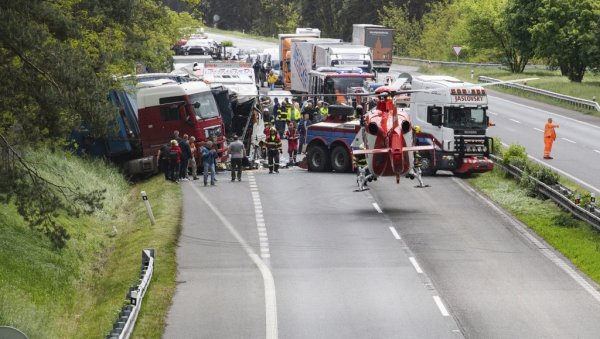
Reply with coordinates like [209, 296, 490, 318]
[266, 127, 282, 173]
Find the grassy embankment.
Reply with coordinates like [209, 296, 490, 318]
[0, 149, 181, 338]
[416, 64, 600, 116]
[467, 169, 600, 283]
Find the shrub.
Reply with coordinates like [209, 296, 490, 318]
[490, 137, 503, 156]
[525, 161, 560, 185]
[552, 213, 578, 228]
[221, 40, 234, 47]
[501, 144, 527, 168]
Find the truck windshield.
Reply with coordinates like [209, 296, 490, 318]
[445, 107, 486, 129]
[324, 77, 367, 105]
[189, 92, 220, 120]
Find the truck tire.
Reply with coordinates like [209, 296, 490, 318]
[330, 146, 351, 172]
[420, 155, 436, 176]
[184, 51, 189, 56]
[307, 145, 331, 172]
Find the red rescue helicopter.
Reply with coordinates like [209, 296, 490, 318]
[351, 86, 433, 190]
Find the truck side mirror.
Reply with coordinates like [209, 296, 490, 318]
[193, 102, 201, 109]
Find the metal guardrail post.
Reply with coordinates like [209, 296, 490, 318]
[106, 248, 155, 339]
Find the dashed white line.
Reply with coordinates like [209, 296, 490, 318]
[509, 118, 522, 124]
[389, 226, 401, 240]
[489, 112, 498, 116]
[561, 137, 576, 144]
[433, 296, 450, 317]
[372, 202, 383, 213]
[533, 127, 544, 132]
[595, 150, 600, 154]
[409, 257, 423, 274]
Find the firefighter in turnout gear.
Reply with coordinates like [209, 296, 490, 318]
[408, 126, 428, 187]
[266, 127, 283, 173]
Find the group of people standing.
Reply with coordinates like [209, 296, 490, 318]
[157, 130, 218, 186]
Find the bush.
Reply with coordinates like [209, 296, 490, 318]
[552, 213, 578, 228]
[221, 40, 234, 47]
[525, 161, 560, 186]
[501, 144, 527, 167]
[490, 137, 503, 156]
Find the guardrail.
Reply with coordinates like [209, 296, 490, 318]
[393, 56, 503, 68]
[106, 248, 155, 339]
[479, 76, 600, 112]
[490, 155, 600, 231]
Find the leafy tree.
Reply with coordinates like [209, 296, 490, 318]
[378, 4, 421, 56]
[0, 0, 201, 247]
[530, 0, 600, 82]
[464, 0, 535, 72]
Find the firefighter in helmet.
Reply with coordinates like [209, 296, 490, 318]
[266, 127, 282, 173]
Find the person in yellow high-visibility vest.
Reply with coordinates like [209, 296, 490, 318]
[543, 117, 559, 159]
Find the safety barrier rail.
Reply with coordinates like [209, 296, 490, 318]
[478, 76, 600, 112]
[393, 56, 503, 68]
[490, 155, 600, 231]
[106, 249, 155, 339]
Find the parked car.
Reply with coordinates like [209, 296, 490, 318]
[181, 39, 218, 56]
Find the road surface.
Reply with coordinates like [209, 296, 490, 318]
[164, 32, 600, 339]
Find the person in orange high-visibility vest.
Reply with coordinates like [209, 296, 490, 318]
[543, 118, 559, 159]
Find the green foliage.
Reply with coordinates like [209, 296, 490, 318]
[221, 40, 234, 47]
[525, 161, 560, 186]
[552, 213, 579, 228]
[378, 4, 421, 56]
[490, 137, 503, 156]
[530, 0, 600, 82]
[500, 144, 528, 167]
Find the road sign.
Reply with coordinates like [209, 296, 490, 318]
[453, 46, 462, 57]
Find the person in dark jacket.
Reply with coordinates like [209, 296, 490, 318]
[168, 139, 182, 182]
[157, 142, 171, 180]
[179, 134, 192, 181]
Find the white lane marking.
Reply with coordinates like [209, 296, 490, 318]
[190, 184, 278, 338]
[433, 296, 450, 317]
[561, 137, 576, 144]
[409, 257, 423, 274]
[489, 111, 498, 116]
[509, 118, 522, 124]
[491, 96, 600, 130]
[389, 226, 401, 240]
[527, 155, 600, 194]
[595, 150, 600, 154]
[372, 202, 383, 213]
[533, 127, 544, 132]
[453, 178, 600, 304]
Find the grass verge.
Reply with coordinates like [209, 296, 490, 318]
[0, 149, 181, 338]
[467, 169, 600, 283]
[415, 64, 600, 116]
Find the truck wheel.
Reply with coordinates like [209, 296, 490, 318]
[420, 156, 436, 176]
[307, 145, 331, 172]
[330, 146, 351, 172]
[184, 51, 189, 56]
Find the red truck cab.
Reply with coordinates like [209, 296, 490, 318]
[136, 79, 227, 160]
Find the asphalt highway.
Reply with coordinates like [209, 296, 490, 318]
[164, 32, 600, 338]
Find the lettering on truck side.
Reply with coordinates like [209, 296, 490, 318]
[293, 45, 309, 90]
[452, 95, 485, 103]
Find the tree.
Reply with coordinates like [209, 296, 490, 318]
[530, 0, 600, 82]
[378, 4, 421, 56]
[465, 0, 536, 72]
[0, 0, 201, 247]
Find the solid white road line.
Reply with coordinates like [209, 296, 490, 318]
[389, 226, 401, 240]
[509, 118, 522, 124]
[190, 185, 278, 338]
[433, 296, 450, 317]
[409, 257, 423, 274]
[372, 202, 383, 213]
[533, 127, 544, 132]
[561, 137, 576, 144]
[453, 178, 600, 304]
